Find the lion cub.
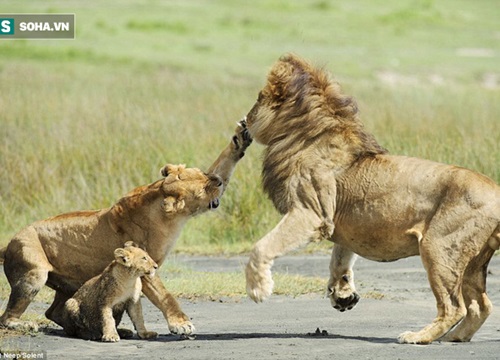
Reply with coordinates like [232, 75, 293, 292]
[61, 242, 158, 342]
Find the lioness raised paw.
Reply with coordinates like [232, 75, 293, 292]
[232, 117, 253, 159]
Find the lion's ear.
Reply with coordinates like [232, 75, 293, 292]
[163, 196, 185, 213]
[267, 60, 294, 101]
[114, 248, 130, 266]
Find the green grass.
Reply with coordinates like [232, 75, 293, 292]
[159, 263, 328, 300]
[0, 0, 498, 256]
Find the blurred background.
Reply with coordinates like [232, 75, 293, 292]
[0, 0, 498, 254]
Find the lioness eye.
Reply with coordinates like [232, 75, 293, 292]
[143, 256, 148, 261]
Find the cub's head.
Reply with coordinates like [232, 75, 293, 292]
[114, 242, 158, 277]
[158, 164, 223, 216]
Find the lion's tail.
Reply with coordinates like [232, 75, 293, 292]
[0, 246, 6, 265]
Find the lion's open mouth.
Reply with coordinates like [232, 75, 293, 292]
[209, 198, 220, 210]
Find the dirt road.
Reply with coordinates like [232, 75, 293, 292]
[1, 255, 499, 359]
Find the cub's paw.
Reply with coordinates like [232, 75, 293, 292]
[232, 117, 253, 158]
[102, 332, 120, 342]
[245, 261, 274, 303]
[138, 330, 158, 340]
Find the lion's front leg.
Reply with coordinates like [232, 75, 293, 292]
[141, 274, 194, 335]
[246, 208, 325, 302]
[327, 244, 360, 312]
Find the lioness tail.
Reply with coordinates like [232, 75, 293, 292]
[0, 246, 6, 265]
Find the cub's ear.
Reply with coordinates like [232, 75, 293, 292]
[123, 241, 139, 248]
[114, 248, 130, 266]
[163, 196, 185, 213]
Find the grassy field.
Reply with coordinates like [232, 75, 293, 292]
[0, 0, 498, 256]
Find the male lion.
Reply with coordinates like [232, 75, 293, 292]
[61, 242, 158, 342]
[0, 120, 251, 335]
[244, 54, 500, 344]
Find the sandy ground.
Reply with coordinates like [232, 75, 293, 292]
[1, 255, 499, 360]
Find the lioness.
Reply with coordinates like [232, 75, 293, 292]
[244, 54, 500, 344]
[61, 242, 158, 342]
[0, 120, 251, 335]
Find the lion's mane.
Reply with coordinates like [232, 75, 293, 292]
[257, 54, 387, 214]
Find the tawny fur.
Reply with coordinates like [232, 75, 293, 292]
[244, 54, 500, 344]
[0, 121, 251, 335]
[61, 243, 158, 342]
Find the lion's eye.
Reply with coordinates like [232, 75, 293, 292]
[142, 256, 148, 261]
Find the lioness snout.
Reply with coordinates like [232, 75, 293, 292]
[208, 174, 223, 188]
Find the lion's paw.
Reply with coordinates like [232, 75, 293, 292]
[327, 274, 360, 312]
[0, 318, 39, 333]
[245, 261, 274, 303]
[439, 331, 471, 343]
[232, 117, 253, 159]
[327, 289, 360, 312]
[117, 328, 134, 339]
[398, 331, 432, 345]
[138, 330, 158, 340]
[169, 320, 195, 335]
[102, 332, 120, 342]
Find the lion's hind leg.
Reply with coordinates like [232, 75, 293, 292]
[398, 218, 496, 344]
[398, 250, 467, 344]
[440, 242, 496, 342]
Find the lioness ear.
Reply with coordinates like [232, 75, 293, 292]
[160, 164, 175, 177]
[163, 196, 185, 213]
[114, 248, 130, 266]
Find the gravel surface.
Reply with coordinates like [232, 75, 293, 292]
[1, 255, 499, 359]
